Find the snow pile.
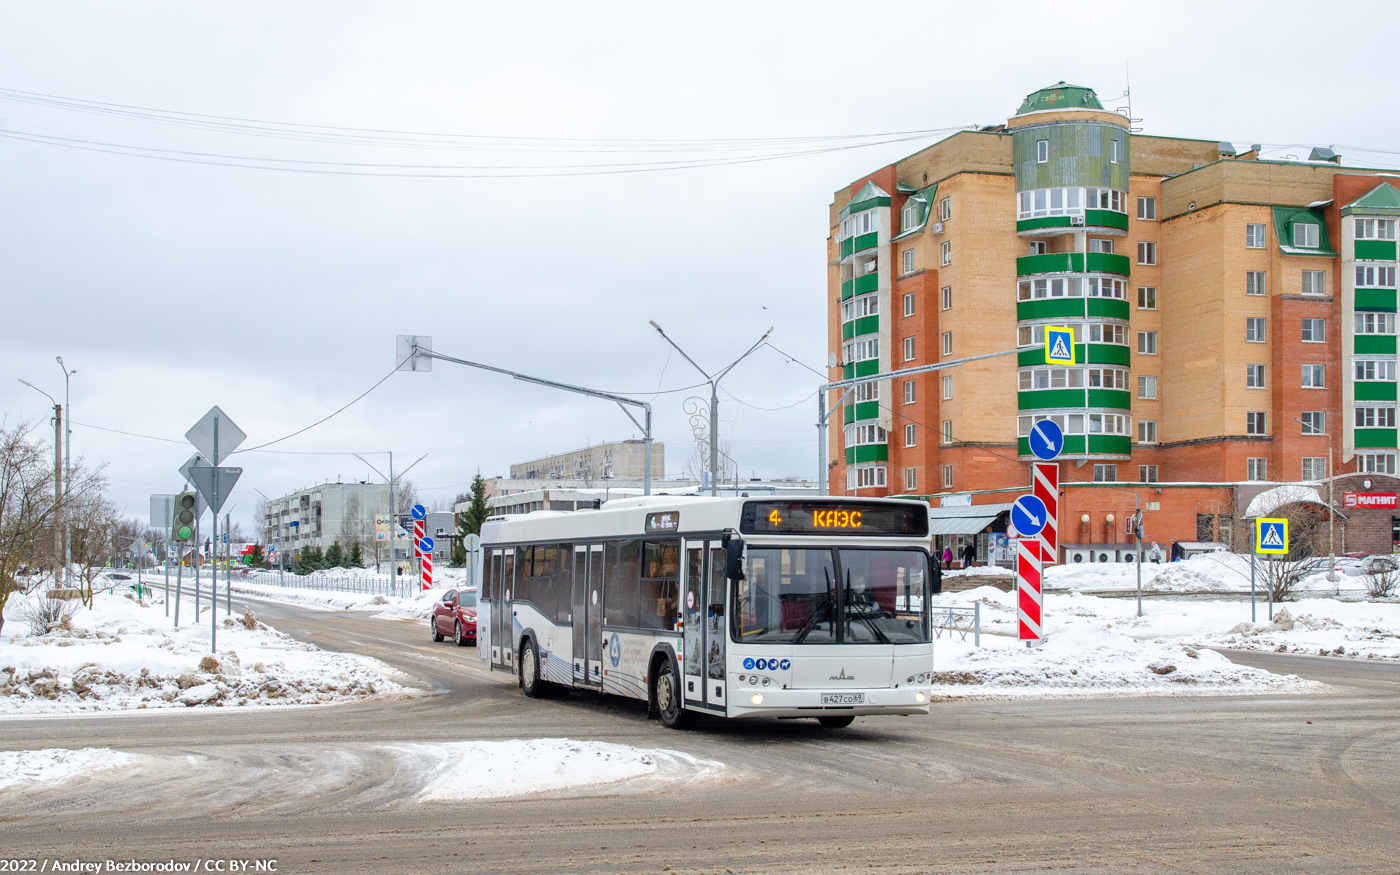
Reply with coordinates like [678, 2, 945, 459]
[929, 587, 1318, 697]
[234, 577, 472, 623]
[399, 738, 722, 801]
[0, 747, 133, 791]
[1042, 553, 1364, 595]
[0, 590, 409, 715]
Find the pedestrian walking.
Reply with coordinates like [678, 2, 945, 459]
[961, 541, 977, 569]
[942, 546, 953, 570]
[1150, 542, 1162, 564]
[1170, 540, 1183, 562]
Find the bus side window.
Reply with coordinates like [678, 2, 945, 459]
[604, 539, 641, 628]
[640, 540, 679, 631]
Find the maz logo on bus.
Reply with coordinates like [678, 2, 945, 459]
[769, 508, 862, 528]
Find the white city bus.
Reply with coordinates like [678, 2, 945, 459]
[476, 495, 940, 729]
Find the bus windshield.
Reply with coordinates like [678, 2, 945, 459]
[734, 547, 929, 645]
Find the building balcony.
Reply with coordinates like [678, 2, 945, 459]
[840, 272, 880, 300]
[1356, 382, 1398, 402]
[1018, 343, 1131, 368]
[1016, 389, 1131, 411]
[839, 232, 879, 259]
[1356, 240, 1398, 261]
[842, 400, 881, 424]
[1355, 428, 1398, 449]
[1016, 298, 1130, 322]
[842, 360, 880, 380]
[1356, 335, 1398, 355]
[1016, 434, 1131, 458]
[842, 315, 880, 340]
[844, 444, 889, 464]
[1357, 288, 1398, 311]
[1016, 209, 1129, 235]
[1016, 252, 1131, 277]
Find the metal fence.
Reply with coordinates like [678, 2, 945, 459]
[931, 604, 981, 646]
[242, 570, 402, 596]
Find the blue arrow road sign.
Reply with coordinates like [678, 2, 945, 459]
[1011, 495, 1049, 538]
[412, 504, 427, 520]
[1027, 419, 1065, 460]
[419, 536, 435, 553]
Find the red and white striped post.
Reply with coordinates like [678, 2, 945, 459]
[412, 518, 427, 590]
[1033, 461, 1059, 565]
[421, 553, 433, 591]
[1017, 537, 1043, 645]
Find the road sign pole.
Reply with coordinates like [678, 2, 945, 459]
[1250, 525, 1256, 623]
[211, 415, 219, 654]
[174, 546, 184, 628]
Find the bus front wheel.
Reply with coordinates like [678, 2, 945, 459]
[655, 661, 698, 730]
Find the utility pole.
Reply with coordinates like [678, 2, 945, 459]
[18, 379, 62, 581]
[57, 358, 74, 586]
[649, 322, 772, 496]
[355, 451, 427, 598]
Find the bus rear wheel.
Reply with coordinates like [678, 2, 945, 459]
[521, 640, 544, 698]
[817, 715, 854, 728]
[655, 662, 697, 730]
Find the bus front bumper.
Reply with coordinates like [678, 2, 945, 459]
[723, 686, 932, 718]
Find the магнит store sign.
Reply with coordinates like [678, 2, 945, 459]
[1344, 492, 1398, 509]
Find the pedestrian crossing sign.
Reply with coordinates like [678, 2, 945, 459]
[1255, 518, 1289, 555]
[1044, 326, 1076, 365]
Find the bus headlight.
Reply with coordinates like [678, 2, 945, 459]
[915, 691, 927, 703]
[749, 676, 758, 685]
[750, 693, 763, 705]
[761, 677, 771, 687]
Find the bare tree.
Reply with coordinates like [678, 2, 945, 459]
[0, 421, 60, 635]
[1255, 504, 1330, 603]
[396, 478, 420, 515]
[340, 492, 364, 565]
[68, 489, 121, 607]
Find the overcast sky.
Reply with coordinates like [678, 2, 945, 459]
[3, 1, 1398, 533]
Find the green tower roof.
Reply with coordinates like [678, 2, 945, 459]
[1342, 182, 1400, 216]
[1015, 82, 1104, 116]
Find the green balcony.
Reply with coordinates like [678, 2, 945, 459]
[1356, 381, 1398, 401]
[1356, 240, 1397, 261]
[1017, 299, 1086, 321]
[1355, 428, 1398, 449]
[842, 315, 879, 340]
[839, 272, 879, 301]
[1087, 388, 1132, 409]
[842, 400, 881, 424]
[1086, 298, 1131, 320]
[1016, 252, 1131, 277]
[840, 237, 853, 258]
[1019, 434, 1087, 456]
[1356, 288, 1398, 311]
[1018, 389, 1085, 410]
[851, 232, 878, 255]
[842, 360, 880, 381]
[1086, 343, 1132, 366]
[845, 444, 889, 464]
[1355, 335, 1398, 355]
[1015, 210, 1129, 235]
[1087, 435, 1132, 456]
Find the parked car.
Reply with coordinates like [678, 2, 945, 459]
[1339, 554, 1398, 577]
[431, 588, 477, 646]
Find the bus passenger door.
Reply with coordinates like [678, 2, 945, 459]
[587, 544, 604, 685]
[489, 549, 504, 668]
[682, 544, 704, 705]
[572, 546, 589, 686]
[497, 549, 515, 669]
[707, 544, 727, 711]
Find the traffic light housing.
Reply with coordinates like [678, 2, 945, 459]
[173, 491, 197, 542]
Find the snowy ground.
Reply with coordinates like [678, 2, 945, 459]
[229, 567, 473, 622]
[1043, 552, 1385, 595]
[0, 581, 411, 716]
[0, 747, 133, 790]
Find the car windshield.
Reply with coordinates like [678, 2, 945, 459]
[459, 592, 477, 607]
[733, 547, 929, 644]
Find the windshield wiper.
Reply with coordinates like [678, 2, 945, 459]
[792, 569, 835, 644]
[844, 568, 889, 644]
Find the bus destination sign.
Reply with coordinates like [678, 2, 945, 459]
[740, 501, 928, 537]
[645, 511, 681, 534]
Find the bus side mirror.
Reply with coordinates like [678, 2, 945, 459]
[723, 535, 746, 581]
[930, 557, 943, 594]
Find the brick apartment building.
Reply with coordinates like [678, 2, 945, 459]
[827, 81, 1400, 558]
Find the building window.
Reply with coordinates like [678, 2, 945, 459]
[1137, 196, 1156, 220]
[1029, 240, 1047, 255]
[1301, 364, 1325, 388]
[939, 196, 951, 221]
[1299, 411, 1325, 434]
[1137, 331, 1157, 354]
[905, 467, 917, 491]
[854, 381, 878, 402]
[904, 424, 916, 447]
[941, 420, 953, 444]
[842, 336, 879, 364]
[1301, 318, 1326, 343]
[849, 465, 887, 489]
[902, 248, 915, 275]
[1302, 270, 1327, 295]
[941, 332, 952, 356]
[1358, 453, 1398, 475]
[903, 336, 915, 362]
[1356, 406, 1397, 428]
[1245, 271, 1266, 296]
[1247, 458, 1267, 480]
[1300, 458, 1326, 480]
[1138, 419, 1158, 443]
[1137, 241, 1156, 265]
[1110, 139, 1120, 164]
[1246, 223, 1267, 248]
[1036, 139, 1048, 163]
[1139, 465, 1158, 483]
[1356, 313, 1397, 335]
[901, 204, 916, 231]
[1246, 317, 1267, 342]
[1294, 222, 1319, 248]
[940, 285, 952, 310]
[1138, 375, 1157, 398]
[942, 375, 952, 400]
[1137, 286, 1157, 309]
[942, 464, 953, 488]
[1089, 238, 1113, 254]
[903, 379, 915, 404]
[941, 241, 951, 265]
[1093, 464, 1117, 482]
[902, 292, 915, 317]
[1356, 217, 1398, 240]
[1246, 412, 1267, 435]
[1356, 265, 1398, 287]
[1355, 359, 1398, 381]
[1245, 364, 1266, 388]
[841, 292, 878, 322]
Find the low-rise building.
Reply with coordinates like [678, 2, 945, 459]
[509, 440, 664, 482]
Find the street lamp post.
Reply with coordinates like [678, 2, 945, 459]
[649, 322, 772, 497]
[18, 379, 63, 583]
[355, 451, 427, 597]
[56, 358, 74, 586]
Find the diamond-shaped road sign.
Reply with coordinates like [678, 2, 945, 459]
[187, 465, 243, 515]
[185, 406, 246, 467]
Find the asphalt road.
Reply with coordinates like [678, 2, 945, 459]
[2, 593, 1397, 875]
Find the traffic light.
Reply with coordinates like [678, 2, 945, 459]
[173, 491, 197, 542]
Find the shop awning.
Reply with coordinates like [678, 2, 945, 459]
[927, 503, 1011, 536]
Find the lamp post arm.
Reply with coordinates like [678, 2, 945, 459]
[713, 327, 775, 386]
[649, 321, 713, 382]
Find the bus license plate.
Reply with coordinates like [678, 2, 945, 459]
[821, 693, 864, 706]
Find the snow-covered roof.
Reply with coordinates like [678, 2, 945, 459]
[1244, 485, 1324, 519]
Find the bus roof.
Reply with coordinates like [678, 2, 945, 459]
[481, 495, 929, 545]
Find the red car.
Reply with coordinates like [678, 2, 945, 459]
[431, 588, 477, 647]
